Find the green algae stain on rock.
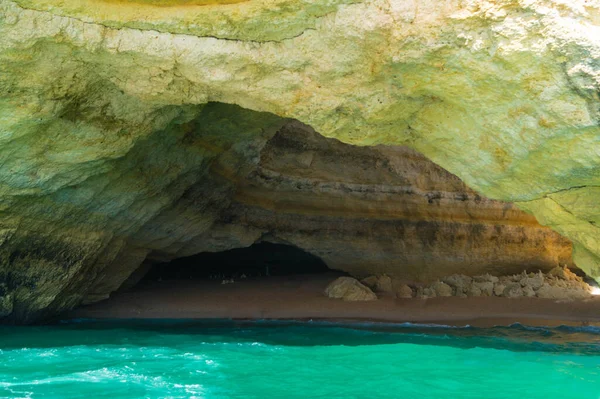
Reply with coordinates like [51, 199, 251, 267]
[2, 0, 600, 321]
[11, 0, 357, 42]
[0, 102, 288, 322]
[101, 0, 248, 6]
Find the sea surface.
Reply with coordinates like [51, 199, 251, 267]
[0, 319, 599, 398]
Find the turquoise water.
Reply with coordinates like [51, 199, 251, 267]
[0, 320, 599, 399]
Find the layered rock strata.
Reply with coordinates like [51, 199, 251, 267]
[2, 0, 600, 280]
[0, 103, 573, 322]
[227, 124, 573, 281]
[2, 0, 600, 322]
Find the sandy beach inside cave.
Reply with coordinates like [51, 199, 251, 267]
[64, 272, 600, 328]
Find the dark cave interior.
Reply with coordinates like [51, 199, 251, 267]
[142, 242, 332, 282]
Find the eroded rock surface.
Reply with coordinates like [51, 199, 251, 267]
[0, 103, 574, 322]
[1, 0, 600, 322]
[377, 267, 595, 300]
[325, 277, 378, 301]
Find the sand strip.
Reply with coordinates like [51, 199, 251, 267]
[64, 273, 600, 328]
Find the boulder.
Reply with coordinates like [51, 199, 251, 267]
[536, 284, 565, 299]
[471, 281, 494, 296]
[536, 283, 590, 300]
[467, 285, 482, 297]
[361, 275, 393, 293]
[375, 275, 394, 293]
[325, 277, 378, 301]
[418, 287, 437, 299]
[473, 274, 499, 284]
[549, 266, 583, 283]
[498, 276, 515, 285]
[360, 276, 379, 290]
[395, 284, 414, 299]
[430, 281, 453, 297]
[522, 285, 536, 297]
[520, 272, 545, 290]
[493, 283, 506, 297]
[442, 275, 472, 295]
[503, 283, 524, 298]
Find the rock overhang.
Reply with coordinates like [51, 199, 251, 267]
[10, 0, 357, 42]
[1, 0, 600, 322]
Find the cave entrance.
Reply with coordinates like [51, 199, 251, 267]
[141, 242, 332, 283]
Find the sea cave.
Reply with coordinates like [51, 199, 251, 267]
[1, 0, 600, 396]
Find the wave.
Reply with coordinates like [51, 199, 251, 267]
[46, 318, 600, 355]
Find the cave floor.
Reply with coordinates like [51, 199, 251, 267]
[64, 272, 600, 328]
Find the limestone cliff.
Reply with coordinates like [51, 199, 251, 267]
[209, 119, 572, 282]
[0, 103, 572, 322]
[0, 0, 599, 321]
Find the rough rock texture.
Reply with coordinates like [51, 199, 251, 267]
[430, 281, 453, 297]
[520, 272, 545, 290]
[472, 281, 494, 296]
[503, 283, 524, 298]
[398, 267, 595, 300]
[361, 275, 393, 293]
[324, 277, 378, 301]
[0, 285, 12, 318]
[236, 126, 572, 281]
[0, 102, 573, 322]
[442, 275, 473, 296]
[1, 0, 600, 321]
[395, 284, 414, 299]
